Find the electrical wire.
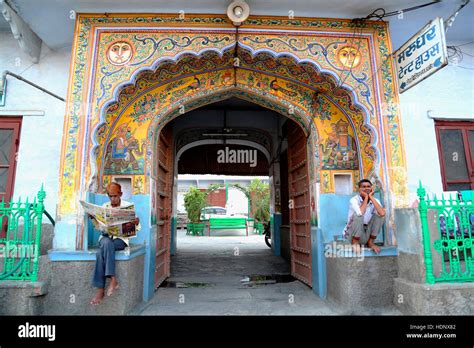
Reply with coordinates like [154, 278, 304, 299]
[332, 18, 365, 92]
[460, 50, 474, 57]
[457, 41, 474, 46]
[233, 25, 239, 88]
[447, 43, 474, 68]
[445, 0, 471, 33]
[352, 53, 394, 96]
[362, 1, 442, 20]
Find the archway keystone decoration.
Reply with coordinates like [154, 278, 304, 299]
[59, 14, 407, 222]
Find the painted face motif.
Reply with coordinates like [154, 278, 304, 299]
[337, 46, 361, 68]
[107, 41, 134, 66]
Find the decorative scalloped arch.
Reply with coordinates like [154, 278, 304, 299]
[91, 47, 378, 193]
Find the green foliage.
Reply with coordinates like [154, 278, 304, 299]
[230, 183, 251, 198]
[184, 186, 207, 223]
[206, 183, 223, 194]
[206, 183, 250, 198]
[248, 179, 270, 222]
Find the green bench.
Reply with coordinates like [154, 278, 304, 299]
[186, 223, 206, 236]
[208, 217, 248, 236]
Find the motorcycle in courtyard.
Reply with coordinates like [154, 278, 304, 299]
[263, 221, 271, 248]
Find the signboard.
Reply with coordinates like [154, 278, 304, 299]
[394, 17, 448, 93]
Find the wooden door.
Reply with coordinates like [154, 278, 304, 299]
[0, 118, 22, 237]
[0, 118, 21, 201]
[287, 121, 312, 286]
[155, 126, 173, 288]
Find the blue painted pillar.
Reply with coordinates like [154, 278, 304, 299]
[272, 213, 281, 256]
[144, 224, 157, 302]
[311, 227, 327, 299]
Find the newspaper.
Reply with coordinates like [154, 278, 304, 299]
[80, 200, 137, 237]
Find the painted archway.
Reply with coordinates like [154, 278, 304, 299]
[94, 51, 372, 191]
[56, 13, 407, 252]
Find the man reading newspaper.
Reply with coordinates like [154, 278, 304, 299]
[86, 182, 140, 305]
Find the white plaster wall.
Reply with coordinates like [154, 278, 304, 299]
[398, 43, 474, 202]
[0, 31, 70, 217]
[227, 187, 248, 216]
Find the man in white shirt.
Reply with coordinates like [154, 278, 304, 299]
[343, 179, 385, 254]
[89, 182, 140, 305]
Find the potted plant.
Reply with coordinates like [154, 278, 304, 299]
[184, 186, 207, 236]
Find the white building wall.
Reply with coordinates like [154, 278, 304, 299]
[0, 31, 69, 217]
[227, 188, 248, 216]
[398, 42, 474, 202]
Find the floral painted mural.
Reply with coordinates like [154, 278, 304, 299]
[58, 14, 407, 217]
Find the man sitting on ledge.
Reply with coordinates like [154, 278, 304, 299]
[89, 182, 140, 305]
[343, 179, 385, 254]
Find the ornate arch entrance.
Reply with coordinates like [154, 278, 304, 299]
[149, 93, 315, 287]
[54, 13, 408, 301]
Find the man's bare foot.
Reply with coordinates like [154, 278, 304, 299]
[106, 278, 120, 297]
[90, 289, 105, 305]
[351, 243, 362, 255]
[367, 239, 381, 254]
[351, 237, 362, 254]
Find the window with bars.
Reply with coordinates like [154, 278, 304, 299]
[435, 121, 474, 191]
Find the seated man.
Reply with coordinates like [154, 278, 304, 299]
[343, 179, 385, 254]
[89, 182, 140, 305]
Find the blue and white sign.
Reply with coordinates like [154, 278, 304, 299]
[394, 17, 448, 93]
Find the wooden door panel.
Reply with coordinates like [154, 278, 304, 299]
[155, 126, 172, 288]
[0, 118, 21, 237]
[0, 120, 21, 201]
[287, 121, 312, 286]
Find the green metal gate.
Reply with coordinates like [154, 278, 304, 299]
[417, 182, 474, 284]
[0, 187, 46, 281]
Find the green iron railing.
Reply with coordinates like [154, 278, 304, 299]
[417, 182, 474, 284]
[0, 187, 46, 282]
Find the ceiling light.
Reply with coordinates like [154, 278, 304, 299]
[227, 1, 250, 26]
[233, 6, 243, 17]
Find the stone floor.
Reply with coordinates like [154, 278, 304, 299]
[131, 229, 402, 315]
[132, 229, 343, 315]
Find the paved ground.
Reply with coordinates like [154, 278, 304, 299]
[132, 229, 401, 315]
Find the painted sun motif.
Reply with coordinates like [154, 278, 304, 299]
[337, 46, 362, 68]
[107, 41, 134, 66]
